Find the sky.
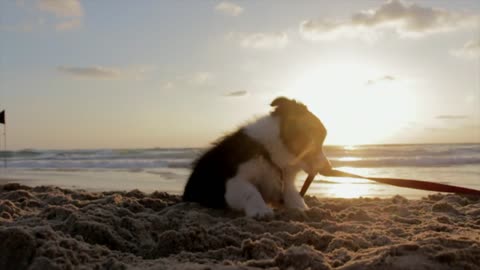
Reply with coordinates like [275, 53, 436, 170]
[0, 0, 479, 149]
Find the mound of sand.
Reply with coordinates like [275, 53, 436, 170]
[1, 183, 479, 270]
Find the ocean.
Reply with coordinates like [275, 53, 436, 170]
[0, 144, 479, 199]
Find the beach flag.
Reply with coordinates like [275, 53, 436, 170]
[0, 110, 7, 168]
[0, 110, 5, 168]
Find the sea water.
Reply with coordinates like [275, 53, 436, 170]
[1, 144, 479, 198]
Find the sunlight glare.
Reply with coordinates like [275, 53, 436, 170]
[285, 59, 417, 145]
[325, 182, 372, 198]
[317, 167, 377, 198]
[343, 145, 357, 150]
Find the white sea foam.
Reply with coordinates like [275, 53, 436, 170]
[1, 144, 479, 198]
[1, 144, 479, 169]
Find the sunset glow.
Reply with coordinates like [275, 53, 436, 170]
[1, 3, 479, 268]
[0, 0, 479, 149]
[284, 59, 419, 145]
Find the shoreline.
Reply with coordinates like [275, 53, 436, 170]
[1, 183, 479, 269]
[0, 172, 445, 200]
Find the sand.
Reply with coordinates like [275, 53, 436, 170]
[0, 183, 479, 270]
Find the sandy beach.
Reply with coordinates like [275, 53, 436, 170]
[1, 183, 479, 270]
[2, 0, 480, 269]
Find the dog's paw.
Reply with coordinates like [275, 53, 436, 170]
[246, 205, 274, 219]
[283, 193, 309, 210]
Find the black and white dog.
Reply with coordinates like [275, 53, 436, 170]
[183, 97, 331, 217]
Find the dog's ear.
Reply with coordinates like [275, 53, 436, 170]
[271, 97, 294, 108]
[271, 97, 307, 112]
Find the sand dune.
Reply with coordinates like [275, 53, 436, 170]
[0, 183, 479, 269]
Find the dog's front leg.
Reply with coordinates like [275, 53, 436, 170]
[225, 177, 273, 218]
[282, 174, 308, 210]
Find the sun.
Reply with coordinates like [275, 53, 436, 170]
[284, 59, 416, 145]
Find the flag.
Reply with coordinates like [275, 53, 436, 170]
[0, 110, 4, 124]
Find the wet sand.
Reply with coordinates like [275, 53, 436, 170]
[1, 183, 479, 269]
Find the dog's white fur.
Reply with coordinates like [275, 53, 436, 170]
[225, 115, 330, 218]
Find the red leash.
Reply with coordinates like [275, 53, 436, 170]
[300, 169, 480, 197]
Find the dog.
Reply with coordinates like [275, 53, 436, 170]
[182, 97, 331, 217]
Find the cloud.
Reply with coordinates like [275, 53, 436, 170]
[37, 0, 83, 17]
[2, 0, 84, 32]
[451, 39, 480, 59]
[215, 1, 244, 16]
[228, 32, 289, 49]
[366, 75, 395, 85]
[436, 115, 468, 120]
[58, 66, 118, 78]
[300, 0, 478, 41]
[224, 90, 248, 97]
[57, 65, 153, 80]
[38, 0, 83, 31]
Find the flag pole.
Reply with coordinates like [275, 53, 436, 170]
[1, 110, 6, 169]
[3, 122, 6, 169]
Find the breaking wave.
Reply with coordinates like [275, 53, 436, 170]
[1, 144, 479, 170]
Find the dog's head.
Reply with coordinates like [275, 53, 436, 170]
[271, 97, 331, 174]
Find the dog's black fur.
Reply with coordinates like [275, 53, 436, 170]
[183, 129, 279, 208]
